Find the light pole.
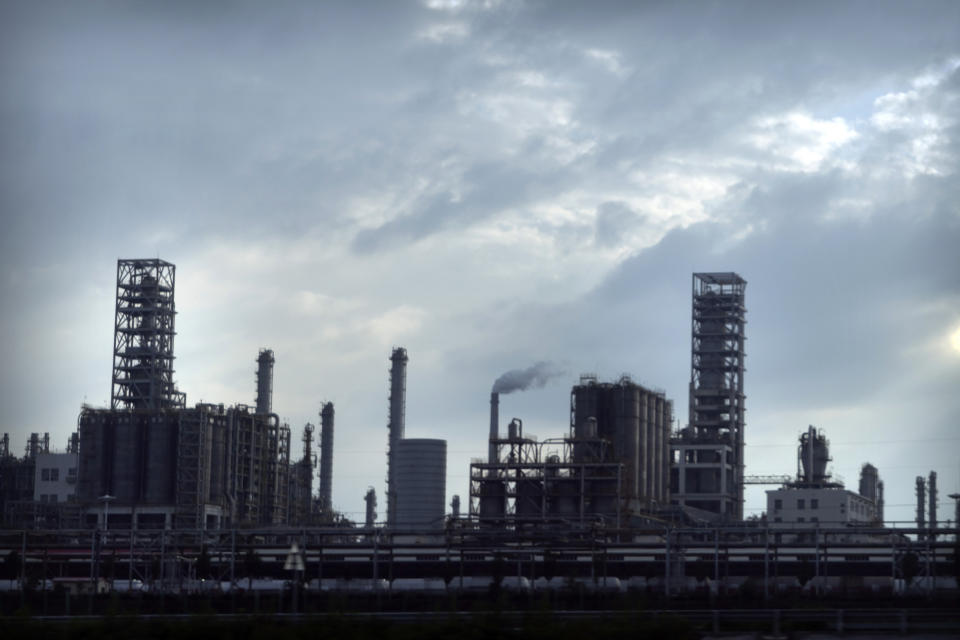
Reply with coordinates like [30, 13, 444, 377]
[99, 494, 115, 532]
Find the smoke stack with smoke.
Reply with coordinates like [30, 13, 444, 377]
[489, 362, 563, 465]
[492, 361, 564, 395]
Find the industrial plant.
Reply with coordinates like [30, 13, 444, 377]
[1, 261, 957, 613]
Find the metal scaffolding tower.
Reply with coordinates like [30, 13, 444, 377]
[672, 272, 746, 520]
[111, 259, 185, 410]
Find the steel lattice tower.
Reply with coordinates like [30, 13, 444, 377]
[673, 272, 746, 520]
[110, 259, 185, 409]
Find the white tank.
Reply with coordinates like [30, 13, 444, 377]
[394, 438, 446, 529]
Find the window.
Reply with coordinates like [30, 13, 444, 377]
[40, 494, 48, 503]
[811, 516, 818, 523]
[49, 494, 57, 503]
[774, 499, 782, 510]
[797, 499, 805, 510]
[797, 517, 805, 523]
[811, 499, 818, 509]
[50, 468, 59, 481]
[773, 517, 782, 523]
[41, 469, 50, 481]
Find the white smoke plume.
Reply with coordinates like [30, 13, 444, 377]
[492, 361, 565, 394]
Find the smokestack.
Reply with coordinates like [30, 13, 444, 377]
[451, 495, 460, 519]
[489, 392, 499, 466]
[364, 487, 377, 528]
[319, 403, 335, 513]
[487, 361, 562, 473]
[928, 470, 937, 533]
[386, 347, 408, 525]
[256, 349, 275, 414]
[916, 476, 926, 532]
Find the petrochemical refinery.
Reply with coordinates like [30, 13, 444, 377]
[0, 260, 957, 605]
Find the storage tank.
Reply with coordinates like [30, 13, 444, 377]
[479, 479, 506, 520]
[516, 479, 544, 519]
[111, 413, 141, 501]
[394, 438, 446, 529]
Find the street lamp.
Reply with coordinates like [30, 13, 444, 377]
[99, 494, 115, 532]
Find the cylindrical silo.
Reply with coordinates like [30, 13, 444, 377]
[111, 412, 141, 501]
[614, 385, 640, 502]
[144, 414, 177, 503]
[653, 395, 664, 503]
[394, 438, 446, 529]
[639, 391, 649, 502]
[645, 393, 656, 501]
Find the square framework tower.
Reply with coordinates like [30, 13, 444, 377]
[671, 272, 746, 520]
[110, 259, 185, 410]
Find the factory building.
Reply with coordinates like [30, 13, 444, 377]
[471, 375, 672, 528]
[766, 426, 882, 530]
[34, 451, 78, 505]
[71, 259, 312, 530]
[1, 433, 79, 528]
[671, 272, 747, 521]
[78, 403, 291, 529]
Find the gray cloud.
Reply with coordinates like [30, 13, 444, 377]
[1, 1, 958, 519]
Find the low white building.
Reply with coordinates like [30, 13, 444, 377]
[33, 452, 78, 505]
[767, 485, 876, 528]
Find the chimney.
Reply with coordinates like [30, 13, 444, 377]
[256, 349, 275, 414]
[319, 403, 335, 513]
[489, 392, 499, 467]
[386, 347, 408, 525]
[928, 470, 937, 533]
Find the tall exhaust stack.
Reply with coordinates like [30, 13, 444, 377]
[928, 470, 937, 533]
[386, 347, 408, 525]
[319, 402, 335, 513]
[489, 392, 499, 466]
[916, 476, 926, 532]
[256, 349, 275, 414]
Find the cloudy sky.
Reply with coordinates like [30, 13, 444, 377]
[2, 1, 958, 525]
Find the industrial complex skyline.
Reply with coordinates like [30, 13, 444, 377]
[2, 2, 959, 524]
